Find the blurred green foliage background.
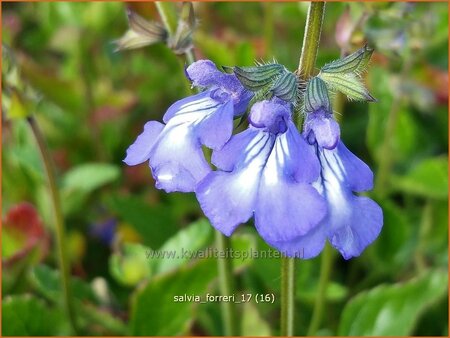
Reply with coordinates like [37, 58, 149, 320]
[2, 2, 448, 336]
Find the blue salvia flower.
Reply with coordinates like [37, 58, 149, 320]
[124, 56, 383, 260]
[124, 60, 252, 192]
[196, 99, 327, 247]
[272, 77, 383, 259]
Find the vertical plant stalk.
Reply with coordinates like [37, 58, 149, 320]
[155, 1, 196, 65]
[415, 200, 433, 273]
[280, 256, 295, 336]
[280, 2, 325, 336]
[215, 231, 238, 336]
[297, 2, 326, 80]
[155, 2, 178, 36]
[27, 116, 77, 333]
[307, 243, 333, 336]
[263, 2, 274, 56]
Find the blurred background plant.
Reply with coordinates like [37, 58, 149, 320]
[2, 2, 448, 336]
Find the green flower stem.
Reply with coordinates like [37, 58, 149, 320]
[307, 243, 333, 336]
[374, 99, 402, 197]
[280, 256, 295, 336]
[156, 2, 196, 66]
[415, 200, 433, 273]
[263, 2, 274, 56]
[280, 2, 325, 336]
[215, 231, 238, 336]
[27, 116, 77, 333]
[185, 49, 196, 65]
[155, 2, 178, 36]
[297, 2, 326, 80]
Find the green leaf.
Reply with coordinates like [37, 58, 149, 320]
[230, 232, 257, 271]
[338, 270, 448, 335]
[370, 199, 411, 271]
[233, 63, 285, 91]
[298, 281, 348, 303]
[319, 72, 376, 102]
[61, 163, 120, 215]
[130, 258, 217, 335]
[29, 265, 127, 335]
[106, 195, 178, 249]
[241, 302, 271, 336]
[392, 157, 448, 199]
[8, 91, 30, 119]
[77, 302, 128, 335]
[62, 163, 120, 193]
[321, 44, 374, 74]
[17, 54, 85, 114]
[2, 295, 65, 336]
[109, 219, 213, 286]
[153, 218, 214, 274]
[30, 264, 97, 304]
[366, 66, 421, 162]
[109, 243, 152, 286]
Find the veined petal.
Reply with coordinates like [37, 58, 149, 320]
[211, 128, 262, 171]
[267, 223, 328, 259]
[329, 196, 383, 259]
[149, 123, 211, 192]
[334, 141, 373, 191]
[196, 99, 234, 150]
[196, 132, 274, 235]
[254, 129, 327, 242]
[124, 121, 164, 165]
[255, 180, 327, 242]
[318, 144, 383, 259]
[280, 122, 321, 183]
[163, 90, 221, 124]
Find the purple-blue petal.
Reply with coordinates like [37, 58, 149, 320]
[211, 128, 261, 171]
[310, 116, 340, 150]
[152, 162, 198, 193]
[248, 100, 290, 134]
[334, 141, 374, 192]
[329, 196, 383, 259]
[196, 99, 234, 150]
[267, 223, 328, 259]
[281, 122, 321, 183]
[195, 172, 255, 236]
[148, 123, 211, 192]
[232, 89, 253, 116]
[253, 133, 327, 242]
[124, 121, 164, 165]
[255, 180, 327, 243]
[186, 60, 224, 88]
[316, 144, 383, 259]
[163, 90, 220, 124]
[196, 132, 275, 235]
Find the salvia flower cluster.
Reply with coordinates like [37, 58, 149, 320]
[125, 46, 383, 260]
